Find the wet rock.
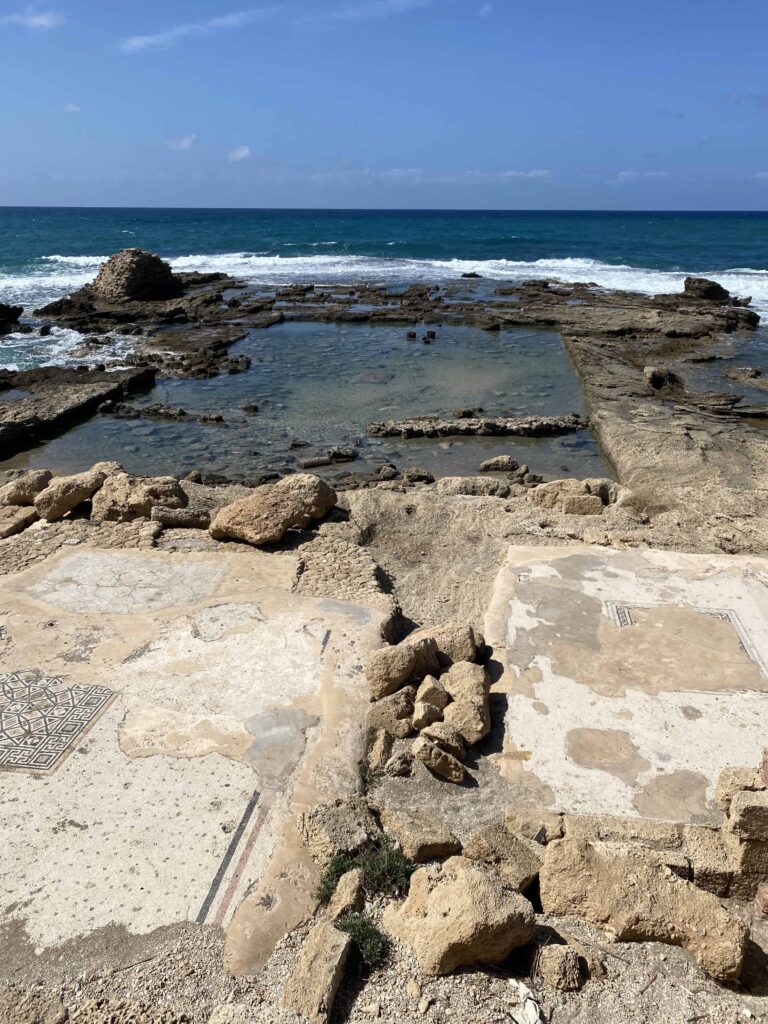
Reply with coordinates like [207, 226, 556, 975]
[34, 468, 106, 522]
[0, 302, 23, 333]
[683, 276, 731, 302]
[0, 468, 52, 506]
[540, 839, 748, 981]
[366, 687, 416, 738]
[408, 623, 481, 667]
[0, 505, 39, 539]
[368, 412, 586, 439]
[382, 856, 535, 975]
[365, 636, 440, 701]
[91, 248, 182, 301]
[210, 473, 336, 546]
[644, 365, 684, 391]
[420, 722, 466, 761]
[326, 867, 365, 921]
[299, 798, 381, 863]
[464, 822, 542, 892]
[537, 945, 583, 991]
[326, 446, 357, 462]
[282, 920, 352, 1024]
[412, 735, 464, 783]
[478, 455, 520, 472]
[91, 473, 188, 522]
[379, 806, 461, 862]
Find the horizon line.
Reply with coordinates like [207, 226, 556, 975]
[1, 205, 767, 214]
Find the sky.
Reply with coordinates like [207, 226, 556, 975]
[1, 0, 767, 209]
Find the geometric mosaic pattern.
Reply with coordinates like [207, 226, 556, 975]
[0, 671, 115, 774]
[603, 601, 768, 680]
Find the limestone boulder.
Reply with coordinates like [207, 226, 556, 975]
[443, 699, 491, 746]
[716, 765, 765, 815]
[540, 839, 748, 982]
[413, 700, 442, 731]
[326, 867, 365, 921]
[728, 790, 768, 841]
[464, 822, 542, 892]
[34, 468, 106, 522]
[408, 623, 482, 667]
[0, 469, 52, 506]
[282, 920, 352, 1024]
[382, 856, 535, 975]
[379, 806, 461, 863]
[420, 722, 466, 761]
[441, 661, 487, 702]
[412, 735, 464, 784]
[210, 473, 336, 547]
[366, 728, 394, 772]
[299, 798, 381, 863]
[415, 675, 451, 710]
[91, 472, 188, 522]
[0, 505, 39, 539]
[90, 248, 182, 301]
[537, 945, 582, 991]
[365, 637, 439, 701]
[366, 687, 416, 738]
[478, 455, 520, 472]
[561, 494, 603, 516]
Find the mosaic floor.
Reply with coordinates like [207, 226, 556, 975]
[0, 670, 114, 774]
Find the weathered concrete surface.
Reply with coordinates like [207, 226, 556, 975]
[485, 544, 768, 823]
[0, 546, 385, 962]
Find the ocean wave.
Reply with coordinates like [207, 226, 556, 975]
[4, 251, 768, 318]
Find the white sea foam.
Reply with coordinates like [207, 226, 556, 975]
[2, 252, 768, 369]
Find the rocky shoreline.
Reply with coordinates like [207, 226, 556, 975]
[3, 251, 768, 1024]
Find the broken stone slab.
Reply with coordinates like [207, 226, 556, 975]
[716, 765, 766, 815]
[326, 867, 365, 921]
[379, 806, 461, 863]
[0, 504, 39, 540]
[91, 472, 188, 522]
[282, 920, 352, 1024]
[415, 675, 451, 710]
[0, 469, 52, 506]
[150, 505, 211, 529]
[367, 413, 587, 439]
[209, 473, 336, 546]
[683, 825, 733, 897]
[505, 808, 564, 844]
[366, 728, 394, 772]
[727, 790, 768, 841]
[420, 722, 466, 761]
[539, 838, 748, 982]
[365, 636, 440, 701]
[366, 687, 416, 739]
[413, 700, 443, 731]
[407, 622, 482, 667]
[298, 798, 382, 863]
[382, 856, 535, 976]
[412, 735, 464, 784]
[537, 944, 583, 991]
[33, 468, 106, 522]
[441, 661, 488, 702]
[464, 822, 542, 892]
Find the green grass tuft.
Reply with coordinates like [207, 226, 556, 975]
[337, 912, 389, 970]
[314, 840, 414, 906]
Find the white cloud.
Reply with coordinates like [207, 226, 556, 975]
[228, 145, 251, 161]
[0, 7, 64, 29]
[614, 169, 669, 183]
[168, 133, 197, 151]
[479, 2, 493, 16]
[120, 7, 278, 52]
[63, 102, 81, 114]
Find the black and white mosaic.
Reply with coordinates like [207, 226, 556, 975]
[0, 671, 114, 774]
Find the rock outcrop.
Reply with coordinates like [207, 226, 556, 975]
[683, 276, 731, 303]
[210, 474, 336, 546]
[539, 839, 748, 981]
[90, 248, 182, 301]
[382, 856, 535, 975]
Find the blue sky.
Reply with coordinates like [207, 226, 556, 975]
[1, 0, 767, 209]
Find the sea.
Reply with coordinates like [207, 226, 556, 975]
[2, 207, 768, 370]
[1, 208, 767, 480]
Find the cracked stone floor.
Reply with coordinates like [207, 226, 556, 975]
[0, 545, 385, 955]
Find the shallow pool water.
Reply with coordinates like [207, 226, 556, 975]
[2, 321, 612, 481]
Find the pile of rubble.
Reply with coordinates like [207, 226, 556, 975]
[364, 624, 489, 784]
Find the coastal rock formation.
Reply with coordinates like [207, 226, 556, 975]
[91, 473, 188, 522]
[382, 856, 535, 975]
[368, 412, 586, 439]
[90, 248, 182, 301]
[683, 276, 731, 302]
[0, 302, 23, 334]
[33, 468, 106, 522]
[539, 839, 748, 981]
[209, 473, 336, 546]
